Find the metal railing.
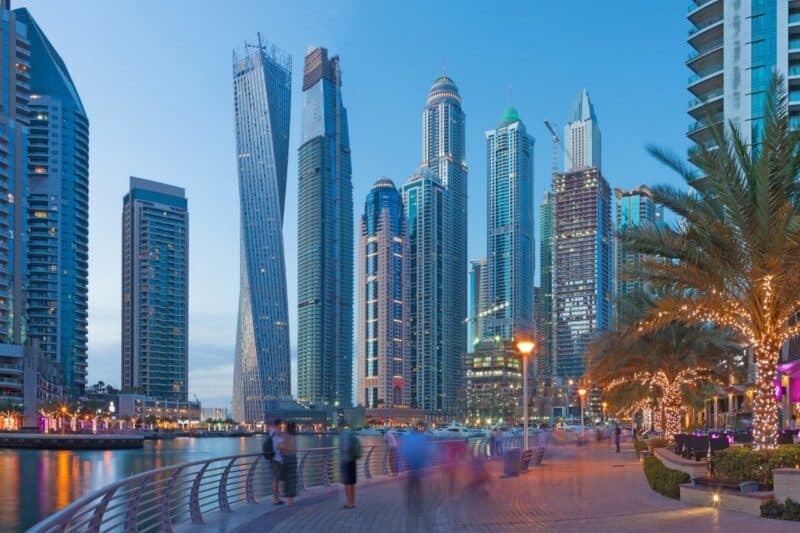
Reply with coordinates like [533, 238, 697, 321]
[28, 439, 483, 533]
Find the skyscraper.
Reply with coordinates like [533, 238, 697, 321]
[537, 192, 553, 375]
[421, 75, 467, 412]
[15, 8, 89, 398]
[231, 37, 292, 422]
[615, 186, 663, 298]
[468, 258, 488, 349]
[687, 1, 794, 149]
[357, 178, 409, 408]
[297, 47, 353, 408]
[564, 89, 601, 171]
[402, 166, 447, 411]
[552, 167, 612, 379]
[122, 177, 188, 401]
[0, 2, 29, 406]
[484, 106, 534, 341]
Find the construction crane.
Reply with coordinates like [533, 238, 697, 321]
[543, 120, 561, 176]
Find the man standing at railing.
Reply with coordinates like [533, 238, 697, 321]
[263, 419, 285, 505]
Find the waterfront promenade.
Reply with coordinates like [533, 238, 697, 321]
[191, 442, 797, 533]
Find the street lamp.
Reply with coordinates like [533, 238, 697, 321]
[578, 388, 587, 434]
[602, 401, 608, 422]
[516, 340, 535, 451]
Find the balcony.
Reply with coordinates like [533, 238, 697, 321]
[687, 38, 723, 64]
[688, 0, 722, 26]
[688, 67, 723, 97]
[688, 88, 724, 119]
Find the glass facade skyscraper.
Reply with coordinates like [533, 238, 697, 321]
[15, 8, 89, 397]
[402, 166, 448, 411]
[357, 178, 409, 408]
[537, 192, 553, 376]
[552, 167, 612, 379]
[232, 38, 292, 422]
[420, 75, 466, 412]
[297, 47, 353, 408]
[615, 186, 663, 298]
[687, 1, 795, 148]
[564, 89, 601, 172]
[468, 258, 488, 350]
[122, 177, 188, 402]
[484, 107, 534, 341]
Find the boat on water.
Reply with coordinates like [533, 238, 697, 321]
[352, 427, 386, 436]
[431, 423, 472, 439]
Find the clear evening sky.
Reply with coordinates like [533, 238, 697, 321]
[17, 0, 690, 409]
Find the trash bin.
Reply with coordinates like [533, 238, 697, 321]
[503, 447, 522, 477]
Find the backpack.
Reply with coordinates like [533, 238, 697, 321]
[262, 433, 275, 460]
[348, 434, 362, 460]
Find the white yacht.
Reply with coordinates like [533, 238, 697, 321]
[431, 422, 471, 439]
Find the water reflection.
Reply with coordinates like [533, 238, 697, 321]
[0, 434, 375, 531]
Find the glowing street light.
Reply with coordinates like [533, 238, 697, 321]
[516, 340, 535, 451]
[578, 388, 587, 434]
[602, 401, 608, 422]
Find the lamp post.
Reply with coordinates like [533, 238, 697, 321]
[578, 388, 587, 435]
[516, 340, 535, 451]
[602, 401, 608, 422]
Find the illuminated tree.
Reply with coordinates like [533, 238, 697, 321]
[624, 78, 800, 449]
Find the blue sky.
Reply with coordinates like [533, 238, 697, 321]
[17, 0, 691, 409]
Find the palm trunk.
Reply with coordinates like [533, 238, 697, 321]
[661, 389, 683, 439]
[753, 341, 780, 449]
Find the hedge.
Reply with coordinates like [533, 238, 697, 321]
[711, 444, 800, 488]
[634, 439, 647, 458]
[643, 456, 690, 499]
[761, 498, 800, 521]
[648, 437, 669, 453]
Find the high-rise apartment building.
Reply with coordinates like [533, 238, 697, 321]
[484, 107, 534, 341]
[297, 47, 353, 408]
[537, 192, 554, 375]
[552, 167, 612, 379]
[564, 89, 601, 171]
[231, 38, 292, 422]
[402, 166, 449, 411]
[465, 339, 522, 424]
[122, 177, 188, 402]
[468, 258, 488, 349]
[615, 186, 663, 298]
[687, 1, 796, 148]
[357, 178, 409, 408]
[15, 8, 89, 397]
[421, 75, 467, 411]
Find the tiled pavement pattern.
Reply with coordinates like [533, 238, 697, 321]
[195, 442, 797, 533]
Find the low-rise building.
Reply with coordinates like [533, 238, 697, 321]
[465, 339, 522, 426]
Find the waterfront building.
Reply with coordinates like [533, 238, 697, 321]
[484, 107, 535, 342]
[297, 47, 353, 408]
[231, 37, 292, 422]
[357, 178, 409, 408]
[15, 8, 89, 398]
[465, 339, 522, 425]
[615, 186, 663, 299]
[552, 167, 612, 379]
[537, 193, 554, 375]
[200, 407, 229, 421]
[468, 258, 488, 349]
[117, 393, 200, 423]
[402, 166, 451, 411]
[687, 0, 796, 149]
[564, 89, 601, 171]
[421, 75, 467, 411]
[121, 178, 188, 402]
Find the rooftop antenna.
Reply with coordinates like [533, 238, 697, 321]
[246, 32, 266, 51]
[442, 57, 447, 76]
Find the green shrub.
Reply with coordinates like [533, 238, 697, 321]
[634, 439, 647, 458]
[643, 456, 690, 499]
[761, 498, 784, 519]
[710, 444, 800, 488]
[648, 437, 669, 452]
[784, 499, 800, 521]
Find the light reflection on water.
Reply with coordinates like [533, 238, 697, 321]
[0, 434, 380, 532]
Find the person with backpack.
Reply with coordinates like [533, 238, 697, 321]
[339, 427, 361, 508]
[263, 419, 285, 505]
[281, 422, 298, 505]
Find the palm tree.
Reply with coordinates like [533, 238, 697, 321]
[624, 77, 800, 448]
[588, 291, 738, 437]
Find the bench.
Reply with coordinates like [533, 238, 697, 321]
[692, 477, 760, 494]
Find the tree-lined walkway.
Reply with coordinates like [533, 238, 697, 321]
[189, 440, 795, 532]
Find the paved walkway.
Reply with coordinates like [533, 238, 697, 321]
[192, 441, 797, 533]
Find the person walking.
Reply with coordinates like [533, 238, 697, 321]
[340, 427, 361, 509]
[281, 422, 298, 505]
[385, 429, 400, 475]
[263, 419, 285, 505]
[401, 422, 429, 513]
[614, 423, 622, 453]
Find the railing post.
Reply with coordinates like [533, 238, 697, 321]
[298, 451, 310, 490]
[218, 457, 238, 513]
[323, 449, 332, 486]
[245, 456, 261, 504]
[159, 466, 184, 533]
[87, 486, 120, 533]
[364, 446, 374, 479]
[190, 463, 211, 525]
[123, 475, 147, 533]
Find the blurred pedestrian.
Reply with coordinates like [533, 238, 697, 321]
[340, 427, 361, 508]
[614, 423, 621, 453]
[385, 429, 400, 475]
[263, 418, 285, 505]
[401, 422, 429, 512]
[281, 422, 298, 505]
